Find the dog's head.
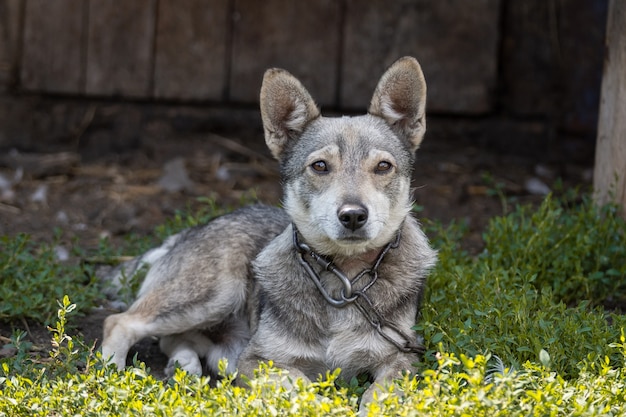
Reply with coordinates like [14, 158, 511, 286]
[260, 57, 427, 257]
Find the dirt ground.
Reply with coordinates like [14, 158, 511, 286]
[0, 117, 596, 377]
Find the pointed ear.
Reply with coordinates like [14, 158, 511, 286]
[368, 57, 427, 152]
[260, 68, 321, 161]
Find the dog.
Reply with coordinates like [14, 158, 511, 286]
[101, 56, 437, 410]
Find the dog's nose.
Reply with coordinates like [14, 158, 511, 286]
[337, 204, 368, 231]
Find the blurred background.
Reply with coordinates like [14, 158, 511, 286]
[0, 0, 610, 247]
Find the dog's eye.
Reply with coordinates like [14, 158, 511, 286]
[311, 160, 329, 173]
[375, 161, 393, 173]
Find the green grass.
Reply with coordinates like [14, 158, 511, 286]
[0, 197, 230, 326]
[1, 193, 626, 416]
[0, 232, 100, 325]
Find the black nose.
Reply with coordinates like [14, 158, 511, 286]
[337, 204, 368, 231]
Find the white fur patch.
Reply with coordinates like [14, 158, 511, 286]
[284, 98, 309, 132]
[103, 233, 181, 301]
[140, 244, 172, 265]
[380, 96, 405, 124]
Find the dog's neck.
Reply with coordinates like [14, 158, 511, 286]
[332, 247, 386, 275]
[292, 225, 401, 278]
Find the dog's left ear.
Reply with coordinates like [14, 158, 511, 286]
[260, 68, 321, 161]
[368, 57, 427, 152]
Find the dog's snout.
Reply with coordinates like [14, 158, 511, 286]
[337, 204, 368, 231]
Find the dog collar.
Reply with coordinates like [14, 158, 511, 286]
[292, 225, 400, 308]
[292, 225, 423, 355]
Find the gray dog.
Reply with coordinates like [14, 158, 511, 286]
[101, 56, 437, 410]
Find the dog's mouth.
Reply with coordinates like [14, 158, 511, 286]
[338, 235, 366, 242]
[336, 230, 369, 243]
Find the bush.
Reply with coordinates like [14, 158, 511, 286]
[1, 194, 626, 416]
[481, 194, 626, 306]
[419, 195, 626, 378]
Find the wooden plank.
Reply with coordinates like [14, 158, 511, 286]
[85, 0, 156, 97]
[154, 0, 229, 101]
[594, 0, 626, 216]
[20, 0, 85, 93]
[0, 0, 23, 90]
[501, 0, 607, 136]
[499, 0, 553, 116]
[341, 0, 500, 113]
[230, 0, 340, 106]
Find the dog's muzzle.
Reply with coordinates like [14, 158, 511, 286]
[337, 203, 368, 231]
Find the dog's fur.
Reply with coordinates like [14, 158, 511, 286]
[101, 56, 437, 409]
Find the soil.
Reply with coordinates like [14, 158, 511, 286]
[0, 117, 596, 378]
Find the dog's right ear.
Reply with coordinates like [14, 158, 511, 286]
[368, 57, 427, 152]
[260, 69, 321, 161]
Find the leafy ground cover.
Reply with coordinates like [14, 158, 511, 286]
[1, 193, 625, 416]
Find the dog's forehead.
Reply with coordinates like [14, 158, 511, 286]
[303, 115, 403, 152]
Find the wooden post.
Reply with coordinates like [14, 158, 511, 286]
[594, 0, 626, 217]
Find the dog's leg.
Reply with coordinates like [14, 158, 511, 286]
[101, 311, 156, 370]
[237, 351, 311, 389]
[102, 280, 250, 372]
[160, 331, 213, 376]
[359, 352, 416, 415]
[160, 317, 251, 377]
[102, 310, 216, 372]
[203, 316, 250, 375]
[101, 292, 204, 370]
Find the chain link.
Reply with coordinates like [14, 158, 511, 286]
[293, 226, 423, 355]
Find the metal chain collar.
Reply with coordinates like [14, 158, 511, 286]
[292, 226, 424, 355]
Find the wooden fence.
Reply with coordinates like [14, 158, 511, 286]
[0, 0, 611, 160]
[1, 0, 604, 119]
[12, 0, 500, 112]
[1, 0, 623, 213]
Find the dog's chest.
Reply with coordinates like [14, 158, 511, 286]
[267, 270, 375, 335]
[277, 297, 394, 379]
[252, 232, 418, 376]
[309, 271, 398, 359]
[319, 298, 399, 378]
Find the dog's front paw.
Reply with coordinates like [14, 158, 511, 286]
[164, 351, 203, 377]
[358, 385, 376, 417]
